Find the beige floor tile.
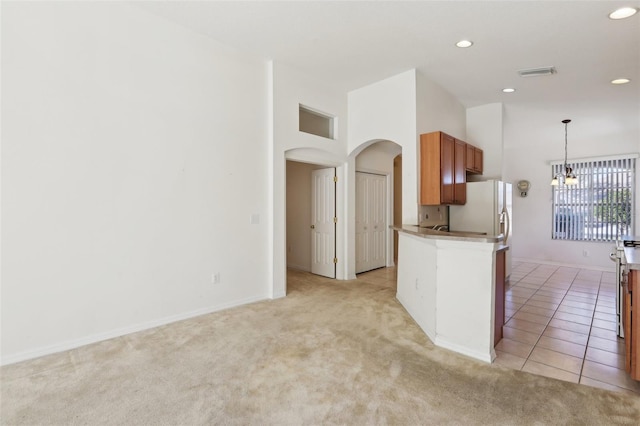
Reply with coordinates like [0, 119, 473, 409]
[519, 304, 556, 318]
[495, 338, 534, 359]
[588, 336, 625, 354]
[579, 376, 638, 395]
[493, 350, 526, 370]
[519, 276, 547, 285]
[596, 299, 616, 308]
[513, 311, 552, 325]
[594, 304, 615, 314]
[530, 294, 564, 304]
[556, 305, 594, 317]
[591, 318, 616, 331]
[593, 311, 616, 322]
[585, 346, 625, 370]
[536, 336, 586, 358]
[569, 286, 598, 296]
[515, 282, 542, 291]
[588, 327, 619, 343]
[542, 326, 589, 345]
[553, 311, 593, 326]
[505, 295, 529, 305]
[548, 318, 591, 335]
[504, 317, 547, 335]
[581, 361, 640, 393]
[536, 288, 567, 297]
[561, 299, 595, 310]
[522, 360, 579, 383]
[502, 326, 541, 345]
[529, 346, 583, 374]
[567, 286, 598, 303]
[525, 299, 559, 310]
[509, 287, 536, 296]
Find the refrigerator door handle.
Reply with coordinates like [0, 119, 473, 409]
[503, 208, 510, 244]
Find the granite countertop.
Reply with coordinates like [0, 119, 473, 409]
[391, 224, 505, 244]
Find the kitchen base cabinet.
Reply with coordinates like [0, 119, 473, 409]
[494, 248, 506, 347]
[624, 269, 640, 380]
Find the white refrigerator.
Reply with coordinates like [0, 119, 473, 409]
[449, 180, 513, 279]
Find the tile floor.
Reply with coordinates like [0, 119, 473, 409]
[494, 261, 640, 395]
[358, 261, 640, 395]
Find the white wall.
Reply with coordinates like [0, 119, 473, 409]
[416, 71, 467, 139]
[503, 104, 640, 269]
[355, 141, 402, 173]
[1, 3, 270, 363]
[272, 62, 349, 290]
[466, 103, 504, 181]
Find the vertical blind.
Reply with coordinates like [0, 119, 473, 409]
[552, 156, 636, 241]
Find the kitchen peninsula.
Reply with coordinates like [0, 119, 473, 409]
[393, 225, 507, 363]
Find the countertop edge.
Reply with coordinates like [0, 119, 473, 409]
[392, 225, 504, 244]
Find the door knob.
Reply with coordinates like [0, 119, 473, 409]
[310, 225, 315, 229]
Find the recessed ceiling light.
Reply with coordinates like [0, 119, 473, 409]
[611, 78, 631, 84]
[456, 40, 473, 48]
[502, 88, 516, 93]
[609, 7, 638, 19]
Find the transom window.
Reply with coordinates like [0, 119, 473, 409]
[551, 155, 637, 241]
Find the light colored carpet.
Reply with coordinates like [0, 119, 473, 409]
[1, 268, 639, 425]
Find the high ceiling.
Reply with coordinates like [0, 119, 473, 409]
[135, 1, 639, 143]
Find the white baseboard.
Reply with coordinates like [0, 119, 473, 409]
[434, 337, 494, 364]
[1, 295, 267, 366]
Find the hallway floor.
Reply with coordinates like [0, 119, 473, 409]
[358, 261, 640, 395]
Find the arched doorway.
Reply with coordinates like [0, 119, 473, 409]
[350, 140, 402, 273]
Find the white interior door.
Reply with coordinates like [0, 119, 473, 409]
[311, 168, 336, 278]
[356, 172, 386, 274]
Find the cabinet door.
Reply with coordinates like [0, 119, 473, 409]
[466, 144, 475, 172]
[454, 139, 467, 204]
[474, 148, 483, 174]
[440, 133, 455, 204]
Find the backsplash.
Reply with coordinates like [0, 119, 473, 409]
[418, 205, 448, 228]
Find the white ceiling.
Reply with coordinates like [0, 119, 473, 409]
[135, 0, 639, 145]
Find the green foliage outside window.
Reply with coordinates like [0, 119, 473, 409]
[594, 189, 631, 225]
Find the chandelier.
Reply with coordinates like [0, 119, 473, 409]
[551, 119, 578, 186]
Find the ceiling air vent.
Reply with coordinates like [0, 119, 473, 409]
[518, 66, 556, 77]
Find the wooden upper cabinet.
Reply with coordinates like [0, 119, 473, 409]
[420, 132, 466, 205]
[454, 139, 466, 203]
[465, 143, 484, 174]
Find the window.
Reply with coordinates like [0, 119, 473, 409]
[299, 104, 335, 139]
[552, 155, 636, 241]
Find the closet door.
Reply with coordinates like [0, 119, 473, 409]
[356, 172, 386, 274]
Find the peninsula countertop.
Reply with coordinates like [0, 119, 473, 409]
[624, 247, 640, 270]
[391, 224, 505, 245]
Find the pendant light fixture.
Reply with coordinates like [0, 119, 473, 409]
[551, 119, 578, 186]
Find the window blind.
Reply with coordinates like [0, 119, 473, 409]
[552, 156, 636, 241]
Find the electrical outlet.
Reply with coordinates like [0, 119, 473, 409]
[583, 250, 589, 257]
[212, 272, 221, 284]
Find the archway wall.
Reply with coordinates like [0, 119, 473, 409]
[271, 62, 350, 296]
[348, 69, 419, 226]
[347, 70, 467, 277]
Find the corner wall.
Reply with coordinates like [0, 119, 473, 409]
[1, 2, 271, 363]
